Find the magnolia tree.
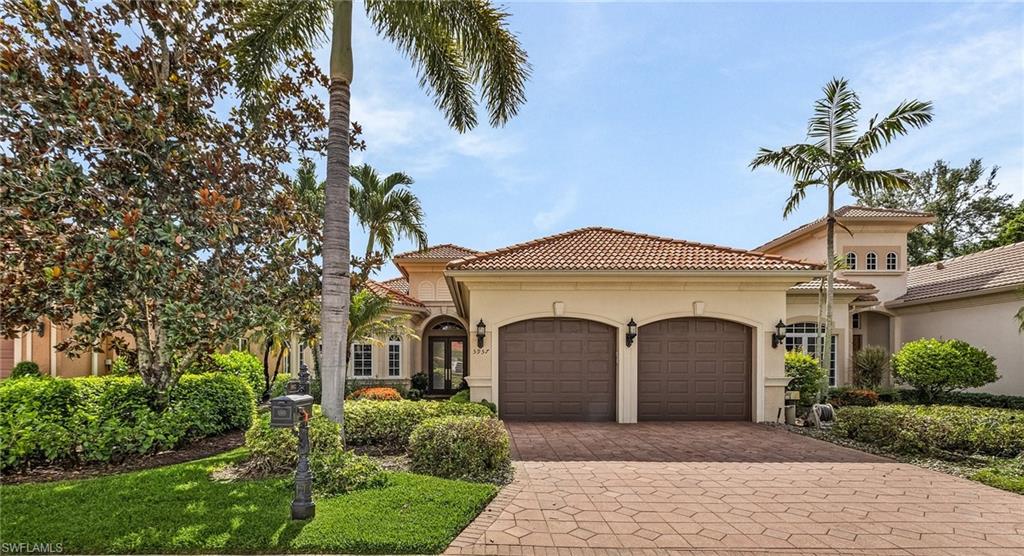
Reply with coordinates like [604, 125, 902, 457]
[0, 1, 326, 397]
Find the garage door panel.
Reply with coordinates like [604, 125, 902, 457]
[638, 317, 751, 421]
[499, 318, 616, 421]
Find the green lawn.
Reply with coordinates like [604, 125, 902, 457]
[0, 449, 497, 554]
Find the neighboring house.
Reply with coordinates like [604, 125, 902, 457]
[0, 318, 122, 379]
[6, 206, 1022, 415]
[887, 242, 1024, 395]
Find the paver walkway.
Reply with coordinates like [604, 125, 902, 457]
[447, 422, 1024, 555]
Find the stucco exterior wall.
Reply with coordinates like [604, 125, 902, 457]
[455, 274, 807, 423]
[894, 291, 1024, 395]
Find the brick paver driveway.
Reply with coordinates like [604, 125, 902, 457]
[447, 422, 1024, 555]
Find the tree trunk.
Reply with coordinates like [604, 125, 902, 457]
[320, 0, 354, 430]
[273, 346, 285, 382]
[262, 341, 272, 394]
[822, 187, 836, 402]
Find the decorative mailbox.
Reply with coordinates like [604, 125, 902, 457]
[269, 394, 314, 429]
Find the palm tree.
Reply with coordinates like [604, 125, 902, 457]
[751, 78, 932, 395]
[350, 164, 428, 285]
[347, 288, 415, 364]
[234, 0, 529, 424]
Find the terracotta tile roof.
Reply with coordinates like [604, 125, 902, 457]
[854, 294, 880, 303]
[380, 276, 410, 295]
[893, 241, 1024, 304]
[393, 244, 478, 260]
[447, 227, 822, 272]
[756, 205, 934, 251]
[365, 280, 426, 308]
[789, 278, 877, 292]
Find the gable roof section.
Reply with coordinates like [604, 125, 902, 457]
[756, 205, 934, 252]
[393, 244, 478, 260]
[891, 241, 1024, 305]
[447, 227, 821, 272]
[365, 279, 426, 309]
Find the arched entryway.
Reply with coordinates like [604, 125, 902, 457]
[498, 318, 617, 421]
[637, 317, 752, 421]
[422, 317, 468, 396]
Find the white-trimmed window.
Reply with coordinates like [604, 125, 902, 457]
[886, 252, 898, 270]
[784, 322, 837, 386]
[866, 252, 877, 270]
[352, 344, 372, 377]
[387, 335, 402, 377]
[845, 252, 857, 270]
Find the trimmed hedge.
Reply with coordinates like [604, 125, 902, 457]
[344, 400, 494, 451]
[0, 373, 254, 470]
[345, 379, 408, 397]
[834, 404, 1024, 458]
[892, 338, 999, 401]
[244, 407, 343, 474]
[10, 361, 41, 379]
[409, 416, 512, 484]
[209, 351, 265, 401]
[347, 386, 402, 401]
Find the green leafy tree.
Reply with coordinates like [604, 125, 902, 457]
[856, 160, 1013, 265]
[350, 164, 428, 285]
[751, 78, 932, 385]
[0, 1, 324, 398]
[892, 338, 999, 402]
[233, 0, 530, 424]
[989, 200, 1024, 248]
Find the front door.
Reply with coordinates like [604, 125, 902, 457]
[429, 338, 465, 395]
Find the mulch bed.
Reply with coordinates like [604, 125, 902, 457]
[1, 431, 245, 485]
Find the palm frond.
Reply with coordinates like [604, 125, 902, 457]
[232, 0, 331, 102]
[852, 99, 934, 157]
[808, 77, 861, 153]
[843, 168, 915, 198]
[382, 171, 415, 192]
[749, 144, 827, 181]
[363, 0, 477, 131]
[782, 179, 826, 218]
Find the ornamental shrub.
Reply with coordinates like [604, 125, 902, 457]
[110, 357, 135, 376]
[310, 450, 388, 496]
[410, 372, 429, 392]
[344, 379, 408, 397]
[851, 345, 888, 389]
[829, 387, 879, 407]
[834, 405, 1024, 457]
[892, 339, 999, 402]
[343, 399, 494, 451]
[208, 350, 265, 401]
[0, 373, 253, 470]
[347, 386, 402, 401]
[450, 389, 471, 403]
[785, 351, 827, 406]
[408, 416, 512, 484]
[244, 406, 343, 474]
[10, 361, 41, 380]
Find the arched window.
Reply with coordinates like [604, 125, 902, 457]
[886, 252, 898, 270]
[845, 252, 857, 270]
[784, 322, 837, 386]
[387, 335, 402, 377]
[866, 252, 877, 270]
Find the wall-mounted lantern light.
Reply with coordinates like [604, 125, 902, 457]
[625, 318, 638, 347]
[476, 319, 486, 348]
[772, 319, 787, 348]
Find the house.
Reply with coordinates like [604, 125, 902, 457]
[5, 206, 1022, 416]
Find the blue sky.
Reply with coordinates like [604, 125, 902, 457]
[317, 1, 1024, 279]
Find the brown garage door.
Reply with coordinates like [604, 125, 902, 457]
[638, 317, 751, 421]
[499, 318, 616, 421]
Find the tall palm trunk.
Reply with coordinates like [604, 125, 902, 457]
[822, 188, 836, 399]
[320, 0, 353, 430]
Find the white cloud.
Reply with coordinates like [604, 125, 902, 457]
[533, 186, 579, 231]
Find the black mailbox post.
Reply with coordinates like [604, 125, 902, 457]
[268, 363, 316, 520]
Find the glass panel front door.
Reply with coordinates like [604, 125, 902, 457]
[428, 337, 467, 395]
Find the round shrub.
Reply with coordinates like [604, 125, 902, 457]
[410, 372, 429, 392]
[892, 339, 999, 402]
[408, 416, 512, 484]
[0, 373, 254, 470]
[310, 450, 388, 496]
[449, 389, 470, 404]
[110, 357, 135, 376]
[851, 345, 889, 389]
[785, 351, 827, 406]
[244, 406, 343, 474]
[343, 400, 494, 451]
[347, 386, 402, 401]
[10, 361, 41, 379]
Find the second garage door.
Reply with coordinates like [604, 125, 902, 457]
[499, 318, 616, 421]
[638, 317, 751, 421]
